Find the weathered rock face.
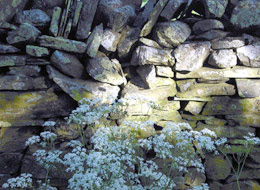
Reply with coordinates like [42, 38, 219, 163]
[192, 19, 224, 35]
[0, 0, 29, 22]
[236, 44, 260, 67]
[230, 0, 260, 30]
[26, 45, 49, 57]
[194, 30, 229, 41]
[153, 21, 191, 48]
[160, 0, 188, 20]
[15, 9, 50, 26]
[208, 49, 237, 68]
[101, 29, 121, 52]
[174, 42, 211, 71]
[236, 79, 260, 97]
[32, 0, 64, 16]
[85, 24, 103, 58]
[202, 0, 228, 18]
[50, 50, 84, 79]
[86, 53, 126, 85]
[211, 37, 245, 49]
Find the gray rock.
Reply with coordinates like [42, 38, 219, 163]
[7, 66, 41, 77]
[0, 75, 47, 90]
[32, 0, 64, 17]
[0, 153, 23, 174]
[230, 0, 260, 30]
[0, 0, 29, 22]
[47, 65, 120, 103]
[202, 0, 228, 18]
[242, 33, 260, 45]
[176, 79, 197, 92]
[140, 0, 169, 37]
[236, 79, 260, 98]
[184, 101, 205, 115]
[85, 24, 103, 58]
[6, 23, 41, 45]
[0, 55, 27, 67]
[208, 49, 237, 68]
[175, 42, 211, 71]
[101, 29, 121, 52]
[192, 19, 224, 34]
[134, 0, 157, 27]
[26, 58, 51, 65]
[209, 181, 222, 190]
[26, 45, 50, 57]
[87, 53, 126, 85]
[205, 155, 231, 180]
[250, 147, 260, 164]
[0, 44, 20, 53]
[237, 44, 260, 67]
[160, 0, 188, 20]
[140, 38, 161, 49]
[226, 113, 260, 128]
[76, 0, 99, 40]
[50, 50, 84, 79]
[15, 9, 50, 26]
[222, 180, 260, 190]
[49, 6, 62, 37]
[156, 66, 174, 77]
[184, 168, 206, 187]
[176, 66, 260, 80]
[38, 35, 87, 53]
[194, 30, 229, 41]
[117, 26, 140, 58]
[131, 45, 175, 66]
[227, 169, 260, 183]
[211, 37, 245, 49]
[153, 21, 191, 48]
[176, 83, 236, 98]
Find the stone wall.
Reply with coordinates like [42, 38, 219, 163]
[0, 0, 260, 189]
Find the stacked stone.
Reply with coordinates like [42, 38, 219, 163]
[0, 0, 260, 189]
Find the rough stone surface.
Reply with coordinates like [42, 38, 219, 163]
[160, 0, 188, 20]
[50, 50, 84, 79]
[0, 0, 29, 22]
[192, 19, 224, 35]
[195, 30, 229, 41]
[176, 83, 236, 98]
[15, 9, 50, 26]
[153, 21, 191, 48]
[0, 153, 23, 174]
[205, 155, 231, 180]
[156, 66, 174, 78]
[32, 0, 64, 16]
[176, 79, 197, 92]
[87, 53, 126, 85]
[236, 79, 260, 98]
[85, 24, 103, 58]
[7, 66, 41, 77]
[176, 66, 260, 80]
[0, 44, 20, 53]
[202, 0, 228, 18]
[38, 35, 87, 53]
[236, 44, 260, 67]
[0, 55, 27, 67]
[6, 23, 41, 45]
[211, 37, 245, 49]
[47, 66, 120, 103]
[208, 49, 237, 68]
[175, 42, 211, 71]
[226, 114, 260, 128]
[101, 29, 121, 52]
[184, 101, 205, 115]
[26, 45, 50, 57]
[222, 180, 260, 190]
[131, 46, 175, 66]
[230, 0, 260, 30]
[140, 38, 161, 49]
[49, 6, 62, 37]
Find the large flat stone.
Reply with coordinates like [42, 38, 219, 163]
[192, 19, 224, 35]
[15, 9, 50, 26]
[0, 44, 20, 53]
[226, 114, 260, 128]
[208, 49, 237, 68]
[175, 42, 211, 71]
[236, 79, 260, 97]
[38, 35, 87, 53]
[202, 0, 228, 18]
[176, 66, 260, 80]
[237, 44, 260, 67]
[211, 37, 245, 49]
[0, 55, 27, 67]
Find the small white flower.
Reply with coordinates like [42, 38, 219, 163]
[25, 135, 41, 146]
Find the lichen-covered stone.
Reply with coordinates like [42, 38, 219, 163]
[0, 75, 47, 90]
[195, 30, 229, 41]
[160, 0, 188, 20]
[204, 155, 231, 180]
[184, 101, 205, 115]
[227, 169, 260, 183]
[211, 37, 245, 49]
[85, 24, 103, 58]
[202, 96, 260, 115]
[176, 83, 235, 98]
[230, 0, 260, 29]
[0, 44, 20, 53]
[49, 6, 62, 37]
[192, 19, 224, 34]
[87, 53, 126, 85]
[15, 9, 50, 26]
[131, 45, 175, 66]
[222, 180, 260, 190]
[236, 44, 260, 67]
[6, 23, 41, 45]
[208, 49, 237, 68]
[101, 29, 121, 52]
[0, 55, 27, 67]
[226, 114, 260, 128]
[47, 65, 120, 103]
[76, 0, 99, 40]
[175, 42, 211, 71]
[176, 79, 197, 92]
[50, 50, 84, 79]
[7, 66, 41, 77]
[140, 38, 161, 49]
[236, 79, 260, 98]
[153, 21, 191, 48]
[26, 45, 50, 57]
[184, 168, 206, 187]
[156, 66, 174, 78]
[38, 35, 87, 53]
[202, 0, 228, 18]
[176, 66, 260, 80]
[0, 0, 29, 22]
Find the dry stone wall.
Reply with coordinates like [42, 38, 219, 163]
[0, 0, 260, 189]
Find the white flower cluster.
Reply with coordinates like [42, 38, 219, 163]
[244, 132, 260, 146]
[43, 121, 56, 127]
[2, 173, 32, 189]
[25, 135, 41, 146]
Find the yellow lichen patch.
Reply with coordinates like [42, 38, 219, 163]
[71, 89, 93, 102]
